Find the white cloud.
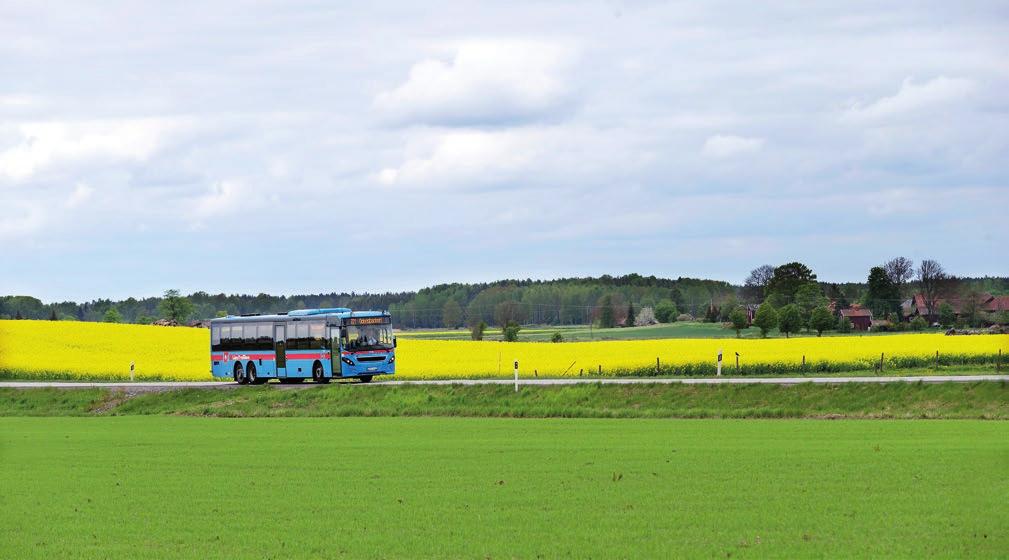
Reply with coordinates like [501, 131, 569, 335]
[0, 94, 37, 107]
[374, 40, 576, 126]
[194, 179, 244, 218]
[65, 182, 94, 208]
[701, 134, 764, 158]
[0, 118, 183, 180]
[376, 129, 543, 188]
[843, 76, 976, 122]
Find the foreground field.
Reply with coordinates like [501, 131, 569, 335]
[1, 319, 1006, 380]
[1, 417, 1005, 558]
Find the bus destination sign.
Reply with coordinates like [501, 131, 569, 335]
[345, 316, 390, 326]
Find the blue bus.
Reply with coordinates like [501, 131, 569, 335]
[209, 308, 395, 384]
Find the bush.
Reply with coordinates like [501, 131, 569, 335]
[910, 316, 928, 331]
[676, 313, 693, 322]
[502, 321, 521, 342]
[654, 300, 679, 323]
[938, 303, 956, 328]
[997, 310, 1009, 326]
[837, 316, 852, 333]
[551, 332, 564, 343]
[470, 320, 487, 341]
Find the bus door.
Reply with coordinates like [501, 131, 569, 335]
[274, 325, 287, 377]
[330, 327, 342, 377]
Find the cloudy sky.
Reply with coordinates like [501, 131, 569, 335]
[2, 1, 1007, 301]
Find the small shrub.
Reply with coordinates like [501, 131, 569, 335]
[551, 332, 564, 343]
[502, 321, 521, 342]
[910, 316, 928, 331]
[676, 313, 693, 322]
[837, 315, 852, 333]
[470, 321, 487, 341]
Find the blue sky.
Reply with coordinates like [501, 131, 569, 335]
[1, 1, 1007, 301]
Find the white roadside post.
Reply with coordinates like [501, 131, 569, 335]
[514, 360, 519, 392]
[717, 350, 722, 376]
[130, 361, 135, 382]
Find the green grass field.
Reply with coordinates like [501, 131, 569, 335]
[1, 416, 1006, 558]
[397, 321, 945, 341]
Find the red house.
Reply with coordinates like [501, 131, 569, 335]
[839, 305, 873, 331]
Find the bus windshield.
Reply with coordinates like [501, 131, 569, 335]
[343, 324, 394, 351]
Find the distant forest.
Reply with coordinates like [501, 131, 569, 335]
[3, 271, 1008, 328]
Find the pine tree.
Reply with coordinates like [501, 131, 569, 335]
[626, 303, 636, 327]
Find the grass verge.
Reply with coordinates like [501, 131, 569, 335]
[2, 380, 1008, 419]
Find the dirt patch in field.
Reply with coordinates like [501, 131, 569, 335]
[89, 389, 147, 414]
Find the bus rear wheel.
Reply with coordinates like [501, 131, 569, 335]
[313, 362, 329, 384]
[233, 363, 246, 385]
[247, 363, 260, 385]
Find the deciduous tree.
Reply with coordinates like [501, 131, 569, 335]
[809, 306, 834, 337]
[729, 307, 748, 337]
[753, 302, 778, 338]
[777, 304, 803, 338]
[765, 262, 817, 306]
[441, 299, 463, 329]
[159, 290, 194, 323]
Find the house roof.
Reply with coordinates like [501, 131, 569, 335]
[988, 296, 1009, 312]
[840, 307, 872, 318]
[911, 292, 995, 315]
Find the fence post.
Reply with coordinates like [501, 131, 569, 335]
[935, 350, 939, 369]
[598, 364, 602, 376]
[880, 352, 884, 372]
[735, 352, 740, 374]
[514, 360, 519, 392]
[130, 361, 135, 382]
[656, 357, 660, 375]
[717, 349, 723, 376]
[998, 349, 1002, 373]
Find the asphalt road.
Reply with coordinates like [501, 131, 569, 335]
[1, 374, 1007, 391]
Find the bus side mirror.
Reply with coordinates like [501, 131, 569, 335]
[393, 337, 397, 348]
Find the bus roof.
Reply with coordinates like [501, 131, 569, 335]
[209, 309, 390, 324]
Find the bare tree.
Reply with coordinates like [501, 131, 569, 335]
[742, 264, 775, 303]
[884, 257, 914, 298]
[916, 259, 946, 319]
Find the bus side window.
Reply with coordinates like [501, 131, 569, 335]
[309, 322, 325, 349]
[211, 326, 221, 351]
[296, 323, 310, 350]
[220, 325, 232, 351]
[257, 324, 272, 350]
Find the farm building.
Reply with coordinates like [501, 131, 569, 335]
[839, 306, 872, 331]
[906, 292, 1009, 324]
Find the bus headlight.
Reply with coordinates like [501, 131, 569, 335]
[342, 357, 355, 366]
[388, 355, 395, 363]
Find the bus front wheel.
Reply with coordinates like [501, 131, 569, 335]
[234, 363, 246, 385]
[359, 375, 373, 383]
[313, 362, 329, 384]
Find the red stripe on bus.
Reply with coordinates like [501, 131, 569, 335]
[212, 352, 341, 361]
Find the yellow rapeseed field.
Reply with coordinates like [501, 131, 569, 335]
[0, 320, 1005, 380]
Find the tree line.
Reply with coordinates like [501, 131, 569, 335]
[1, 269, 1006, 330]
